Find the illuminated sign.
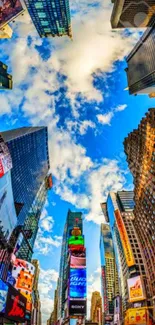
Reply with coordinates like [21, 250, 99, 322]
[0, 279, 8, 313]
[115, 209, 135, 267]
[70, 255, 86, 269]
[0, 0, 24, 29]
[126, 308, 149, 325]
[5, 285, 26, 322]
[70, 268, 86, 298]
[127, 276, 146, 302]
[0, 135, 12, 178]
[68, 236, 84, 246]
[69, 300, 86, 316]
[45, 174, 53, 189]
[69, 245, 85, 252]
[0, 171, 17, 240]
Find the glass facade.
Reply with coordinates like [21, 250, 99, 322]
[1, 127, 50, 260]
[24, 0, 72, 38]
[0, 61, 12, 89]
[126, 23, 155, 95]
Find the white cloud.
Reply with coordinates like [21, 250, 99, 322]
[114, 104, 127, 112]
[97, 112, 114, 125]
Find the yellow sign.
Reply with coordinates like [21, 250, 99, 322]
[127, 276, 145, 302]
[115, 209, 135, 267]
[126, 308, 147, 325]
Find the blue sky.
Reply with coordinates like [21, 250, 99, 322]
[0, 0, 155, 322]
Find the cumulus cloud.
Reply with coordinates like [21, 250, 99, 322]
[97, 104, 127, 126]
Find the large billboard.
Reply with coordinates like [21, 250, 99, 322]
[0, 135, 12, 178]
[68, 236, 84, 246]
[114, 209, 135, 267]
[0, 171, 17, 241]
[0, 0, 24, 29]
[127, 276, 146, 302]
[69, 300, 86, 316]
[0, 279, 8, 313]
[127, 308, 148, 325]
[5, 285, 26, 322]
[70, 268, 86, 298]
[70, 255, 86, 269]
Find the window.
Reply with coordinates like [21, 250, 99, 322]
[38, 12, 46, 18]
[41, 20, 49, 25]
[35, 2, 43, 8]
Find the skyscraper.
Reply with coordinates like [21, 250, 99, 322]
[124, 108, 155, 304]
[1, 127, 51, 260]
[24, 0, 72, 38]
[100, 223, 119, 323]
[102, 191, 149, 312]
[125, 23, 155, 96]
[111, 0, 155, 28]
[31, 259, 42, 325]
[90, 292, 102, 325]
[0, 61, 12, 89]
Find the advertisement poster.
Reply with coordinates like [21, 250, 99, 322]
[70, 268, 86, 298]
[0, 135, 12, 178]
[5, 285, 26, 322]
[128, 308, 147, 325]
[115, 209, 135, 267]
[127, 276, 146, 302]
[70, 255, 86, 269]
[0, 279, 8, 313]
[0, 0, 24, 29]
[0, 171, 17, 241]
[68, 236, 84, 246]
[69, 300, 86, 316]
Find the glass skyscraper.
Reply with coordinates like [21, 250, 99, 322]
[0, 61, 12, 89]
[1, 127, 51, 260]
[24, 0, 72, 38]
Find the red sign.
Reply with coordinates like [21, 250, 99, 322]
[5, 285, 26, 322]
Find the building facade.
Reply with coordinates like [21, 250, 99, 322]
[2, 127, 51, 260]
[31, 259, 42, 325]
[100, 222, 119, 323]
[102, 191, 149, 313]
[111, 0, 155, 28]
[24, 0, 72, 38]
[125, 23, 155, 96]
[124, 108, 155, 302]
[0, 61, 12, 89]
[90, 292, 102, 325]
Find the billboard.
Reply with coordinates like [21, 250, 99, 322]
[70, 255, 86, 269]
[0, 279, 8, 313]
[115, 209, 135, 267]
[69, 245, 85, 252]
[0, 0, 24, 29]
[127, 308, 148, 325]
[0, 171, 17, 241]
[127, 276, 146, 302]
[70, 268, 86, 298]
[69, 300, 86, 316]
[5, 285, 26, 322]
[0, 135, 12, 178]
[68, 236, 84, 246]
[45, 174, 53, 189]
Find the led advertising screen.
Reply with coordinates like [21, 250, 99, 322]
[70, 268, 86, 298]
[0, 0, 24, 29]
[0, 171, 17, 241]
[0, 279, 8, 313]
[115, 209, 135, 267]
[68, 236, 84, 246]
[70, 255, 86, 269]
[5, 285, 26, 322]
[0, 135, 12, 178]
[127, 308, 148, 325]
[69, 300, 86, 316]
[127, 276, 146, 302]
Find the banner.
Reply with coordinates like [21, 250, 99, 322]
[127, 276, 146, 302]
[70, 268, 86, 298]
[0, 279, 8, 313]
[70, 255, 86, 269]
[69, 300, 86, 316]
[5, 285, 26, 322]
[115, 209, 135, 267]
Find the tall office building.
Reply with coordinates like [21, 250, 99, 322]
[102, 191, 148, 312]
[124, 108, 155, 302]
[125, 23, 155, 96]
[90, 292, 102, 325]
[31, 259, 42, 325]
[111, 0, 155, 28]
[0, 61, 13, 89]
[2, 127, 52, 260]
[24, 0, 72, 38]
[100, 223, 119, 323]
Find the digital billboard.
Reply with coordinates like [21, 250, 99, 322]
[0, 0, 24, 29]
[0, 135, 12, 178]
[0, 171, 17, 241]
[127, 276, 146, 302]
[70, 255, 86, 269]
[127, 308, 148, 325]
[69, 300, 86, 316]
[70, 268, 86, 298]
[5, 285, 26, 322]
[115, 209, 135, 267]
[0, 279, 8, 313]
[68, 236, 84, 246]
